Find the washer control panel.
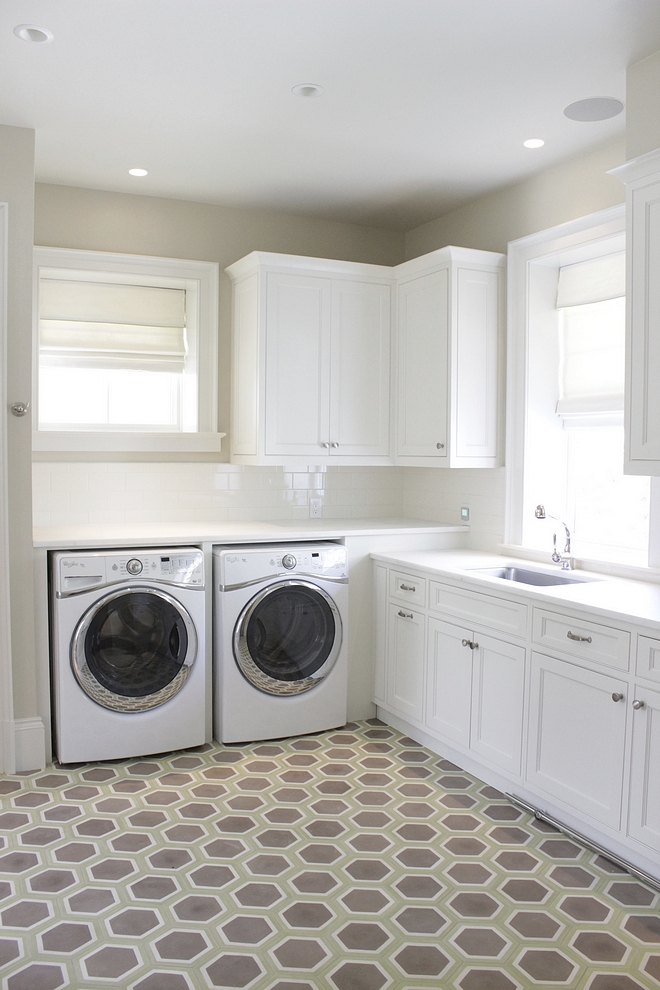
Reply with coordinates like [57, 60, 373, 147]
[53, 548, 204, 596]
[215, 543, 348, 587]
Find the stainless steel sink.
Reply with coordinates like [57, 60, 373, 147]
[469, 566, 594, 587]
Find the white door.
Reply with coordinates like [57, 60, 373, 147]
[387, 602, 425, 723]
[0, 204, 12, 774]
[265, 273, 331, 457]
[527, 652, 628, 829]
[425, 617, 472, 747]
[396, 270, 448, 458]
[471, 633, 525, 777]
[628, 684, 660, 853]
[330, 279, 390, 457]
[454, 267, 500, 462]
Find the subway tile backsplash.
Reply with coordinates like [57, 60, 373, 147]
[33, 462, 506, 549]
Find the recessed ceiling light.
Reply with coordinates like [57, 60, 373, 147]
[292, 83, 323, 98]
[13, 24, 53, 43]
[564, 98, 624, 121]
[128, 168, 148, 177]
[523, 138, 545, 149]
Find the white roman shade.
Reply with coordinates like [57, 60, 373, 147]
[556, 253, 625, 420]
[39, 278, 187, 371]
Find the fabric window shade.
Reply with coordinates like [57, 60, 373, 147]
[556, 252, 625, 308]
[557, 295, 625, 418]
[39, 278, 187, 372]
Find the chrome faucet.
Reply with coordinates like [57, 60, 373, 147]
[534, 505, 572, 570]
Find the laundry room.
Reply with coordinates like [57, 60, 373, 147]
[2, 2, 660, 989]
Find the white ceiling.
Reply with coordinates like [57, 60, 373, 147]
[1, 0, 660, 230]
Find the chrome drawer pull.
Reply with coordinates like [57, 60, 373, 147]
[398, 610, 414, 619]
[400, 583, 416, 592]
[611, 693, 624, 703]
[567, 631, 592, 644]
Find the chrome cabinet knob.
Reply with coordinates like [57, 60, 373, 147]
[436, 442, 445, 449]
[611, 693, 624, 703]
[331, 442, 339, 448]
[321, 442, 330, 448]
[632, 699, 645, 710]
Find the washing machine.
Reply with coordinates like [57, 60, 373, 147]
[50, 548, 207, 763]
[213, 543, 348, 743]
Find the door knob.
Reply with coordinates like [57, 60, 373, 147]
[632, 699, 645, 710]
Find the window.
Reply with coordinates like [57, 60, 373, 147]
[33, 248, 221, 452]
[506, 206, 652, 569]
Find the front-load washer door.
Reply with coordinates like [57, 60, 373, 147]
[71, 587, 197, 712]
[234, 580, 342, 696]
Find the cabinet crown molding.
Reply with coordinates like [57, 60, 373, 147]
[609, 147, 660, 184]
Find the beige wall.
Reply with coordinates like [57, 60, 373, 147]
[1, 126, 36, 720]
[627, 50, 660, 159]
[34, 184, 405, 444]
[404, 137, 626, 259]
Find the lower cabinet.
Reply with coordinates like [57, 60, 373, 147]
[526, 652, 628, 830]
[386, 602, 425, 723]
[628, 683, 660, 853]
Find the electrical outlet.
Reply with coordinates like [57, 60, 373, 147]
[460, 505, 470, 523]
[309, 498, 323, 519]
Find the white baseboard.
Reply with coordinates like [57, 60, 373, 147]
[14, 717, 46, 772]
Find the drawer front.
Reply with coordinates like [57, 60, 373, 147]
[637, 635, 660, 684]
[532, 608, 630, 670]
[390, 570, 427, 607]
[429, 582, 527, 638]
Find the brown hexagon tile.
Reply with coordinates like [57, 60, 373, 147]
[450, 892, 500, 918]
[0, 812, 29, 829]
[397, 847, 440, 868]
[273, 937, 328, 970]
[91, 858, 136, 881]
[282, 902, 333, 929]
[4, 963, 66, 990]
[157, 772, 192, 786]
[489, 826, 531, 844]
[54, 841, 96, 862]
[396, 823, 437, 842]
[127, 761, 160, 775]
[311, 798, 349, 815]
[234, 882, 283, 907]
[398, 782, 433, 797]
[236, 777, 271, 792]
[13, 793, 50, 808]
[111, 781, 145, 795]
[42, 805, 81, 822]
[573, 931, 627, 962]
[112, 833, 153, 852]
[291, 871, 338, 894]
[130, 876, 178, 900]
[286, 754, 318, 767]
[589, 977, 647, 990]
[395, 906, 447, 934]
[305, 820, 345, 838]
[299, 843, 342, 864]
[273, 788, 309, 802]
[454, 927, 508, 957]
[68, 888, 116, 914]
[483, 804, 522, 821]
[645, 957, 660, 984]
[213, 750, 245, 763]
[265, 808, 303, 824]
[2, 900, 50, 928]
[189, 865, 235, 888]
[173, 895, 222, 922]
[171, 754, 205, 768]
[551, 866, 597, 888]
[75, 818, 116, 837]
[394, 944, 450, 976]
[247, 854, 290, 875]
[539, 838, 582, 859]
[63, 785, 99, 801]
[330, 962, 387, 990]
[397, 801, 434, 818]
[560, 895, 610, 921]
[95, 797, 133, 813]
[245, 759, 278, 774]
[501, 879, 550, 902]
[624, 915, 660, 943]
[459, 969, 517, 990]
[344, 858, 390, 881]
[0, 881, 11, 900]
[608, 881, 656, 906]
[192, 783, 227, 798]
[342, 889, 390, 913]
[81, 767, 116, 782]
[84, 946, 139, 979]
[349, 834, 391, 852]
[29, 869, 76, 893]
[230, 795, 265, 811]
[222, 916, 273, 944]
[148, 848, 192, 870]
[337, 922, 389, 951]
[397, 875, 443, 899]
[447, 862, 493, 885]
[509, 910, 561, 938]
[40, 922, 92, 952]
[353, 811, 392, 828]
[0, 938, 20, 967]
[495, 850, 540, 871]
[110, 908, 160, 936]
[445, 837, 488, 856]
[441, 793, 478, 809]
[0, 852, 39, 873]
[215, 815, 257, 833]
[204, 838, 246, 858]
[177, 802, 216, 819]
[354, 791, 391, 807]
[517, 948, 575, 982]
[257, 828, 297, 848]
[154, 930, 208, 960]
[438, 774, 473, 789]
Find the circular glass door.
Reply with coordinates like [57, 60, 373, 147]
[234, 580, 342, 696]
[71, 587, 197, 712]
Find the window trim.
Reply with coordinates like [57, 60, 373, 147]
[32, 247, 223, 453]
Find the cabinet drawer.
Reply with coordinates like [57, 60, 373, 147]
[532, 608, 629, 671]
[390, 570, 426, 607]
[636, 635, 660, 684]
[429, 582, 527, 638]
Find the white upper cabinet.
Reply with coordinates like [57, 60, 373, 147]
[226, 252, 392, 465]
[393, 247, 505, 468]
[611, 149, 660, 475]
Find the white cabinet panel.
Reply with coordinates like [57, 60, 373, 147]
[429, 581, 527, 638]
[637, 634, 660, 684]
[471, 633, 525, 777]
[373, 564, 388, 706]
[527, 652, 627, 829]
[425, 617, 472, 746]
[628, 684, 660, 853]
[455, 268, 499, 460]
[386, 602, 425, 723]
[532, 608, 630, 671]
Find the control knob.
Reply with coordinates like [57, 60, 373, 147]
[126, 558, 143, 575]
[282, 554, 297, 570]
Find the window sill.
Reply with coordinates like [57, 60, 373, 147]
[32, 432, 226, 455]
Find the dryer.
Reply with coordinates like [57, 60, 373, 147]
[51, 548, 207, 763]
[213, 543, 348, 743]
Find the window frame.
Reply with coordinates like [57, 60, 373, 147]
[504, 204, 660, 578]
[32, 247, 223, 453]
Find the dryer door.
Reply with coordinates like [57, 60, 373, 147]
[71, 587, 197, 712]
[234, 580, 342, 696]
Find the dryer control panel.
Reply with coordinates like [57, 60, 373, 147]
[53, 548, 204, 597]
[214, 543, 347, 587]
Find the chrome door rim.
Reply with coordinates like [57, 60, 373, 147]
[71, 586, 197, 712]
[233, 579, 342, 696]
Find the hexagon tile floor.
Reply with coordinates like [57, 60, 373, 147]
[0, 720, 659, 990]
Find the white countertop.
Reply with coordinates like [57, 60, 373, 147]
[34, 518, 468, 550]
[371, 549, 660, 630]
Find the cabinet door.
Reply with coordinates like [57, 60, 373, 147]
[330, 279, 391, 457]
[527, 652, 627, 829]
[265, 273, 331, 456]
[425, 617, 472, 747]
[396, 270, 449, 458]
[387, 603, 425, 723]
[453, 267, 500, 464]
[628, 684, 660, 853]
[471, 633, 525, 777]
